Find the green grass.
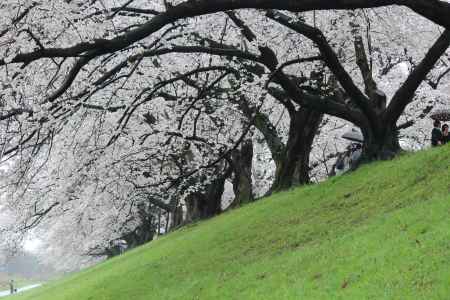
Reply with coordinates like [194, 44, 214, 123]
[10, 145, 450, 299]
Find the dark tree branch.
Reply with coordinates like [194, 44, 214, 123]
[396, 120, 415, 130]
[267, 10, 378, 130]
[93, 45, 260, 86]
[2, 0, 449, 66]
[274, 56, 323, 75]
[351, 22, 378, 101]
[0, 2, 38, 38]
[0, 108, 33, 121]
[232, 94, 286, 161]
[22, 201, 60, 231]
[427, 66, 450, 89]
[80, 103, 126, 112]
[385, 30, 450, 125]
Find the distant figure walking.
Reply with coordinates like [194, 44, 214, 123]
[441, 124, 449, 145]
[431, 120, 442, 147]
[9, 280, 14, 295]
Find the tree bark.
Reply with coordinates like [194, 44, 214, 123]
[170, 205, 183, 229]
[184, 175, 226, 222]
[272, 109, 322, 191]
[362, 124, 400, 160]
[230, 139, 254, 207]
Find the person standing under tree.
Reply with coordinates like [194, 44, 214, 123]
[431, 120, 442, 146]
[9, 279, 14, 295]
[441, 124, 449, 144]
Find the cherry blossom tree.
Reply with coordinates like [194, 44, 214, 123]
[1, 0, 450, 270]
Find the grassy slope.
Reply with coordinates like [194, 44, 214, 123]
[11, 146, 450, 300]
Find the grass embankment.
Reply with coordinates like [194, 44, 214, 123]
[11, 146, 450, 299]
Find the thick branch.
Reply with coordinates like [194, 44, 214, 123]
[235, 95, 285, 161]
[2, 0, 450, 66]
[385, 30, 450, 124]
[0, 108, 33, 120]
[267, 10, 378, 130]
[268, 86, 367, 129]
[351, 23, 378, 101]
[94, 45, 260, 86]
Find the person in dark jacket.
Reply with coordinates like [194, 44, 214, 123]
[441, 124, 449, 144]
[9, 280, 14, 294]
[431, 120, 442, 146]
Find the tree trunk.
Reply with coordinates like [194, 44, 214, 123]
[230, 139, 254, 207]
[185, 175, 225, 222]
[271, 109, 322, 191]
[170, 205, 183, 229]
[362, 124, 400, 161]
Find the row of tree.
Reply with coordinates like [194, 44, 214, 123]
[0, 0, 449, 269]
